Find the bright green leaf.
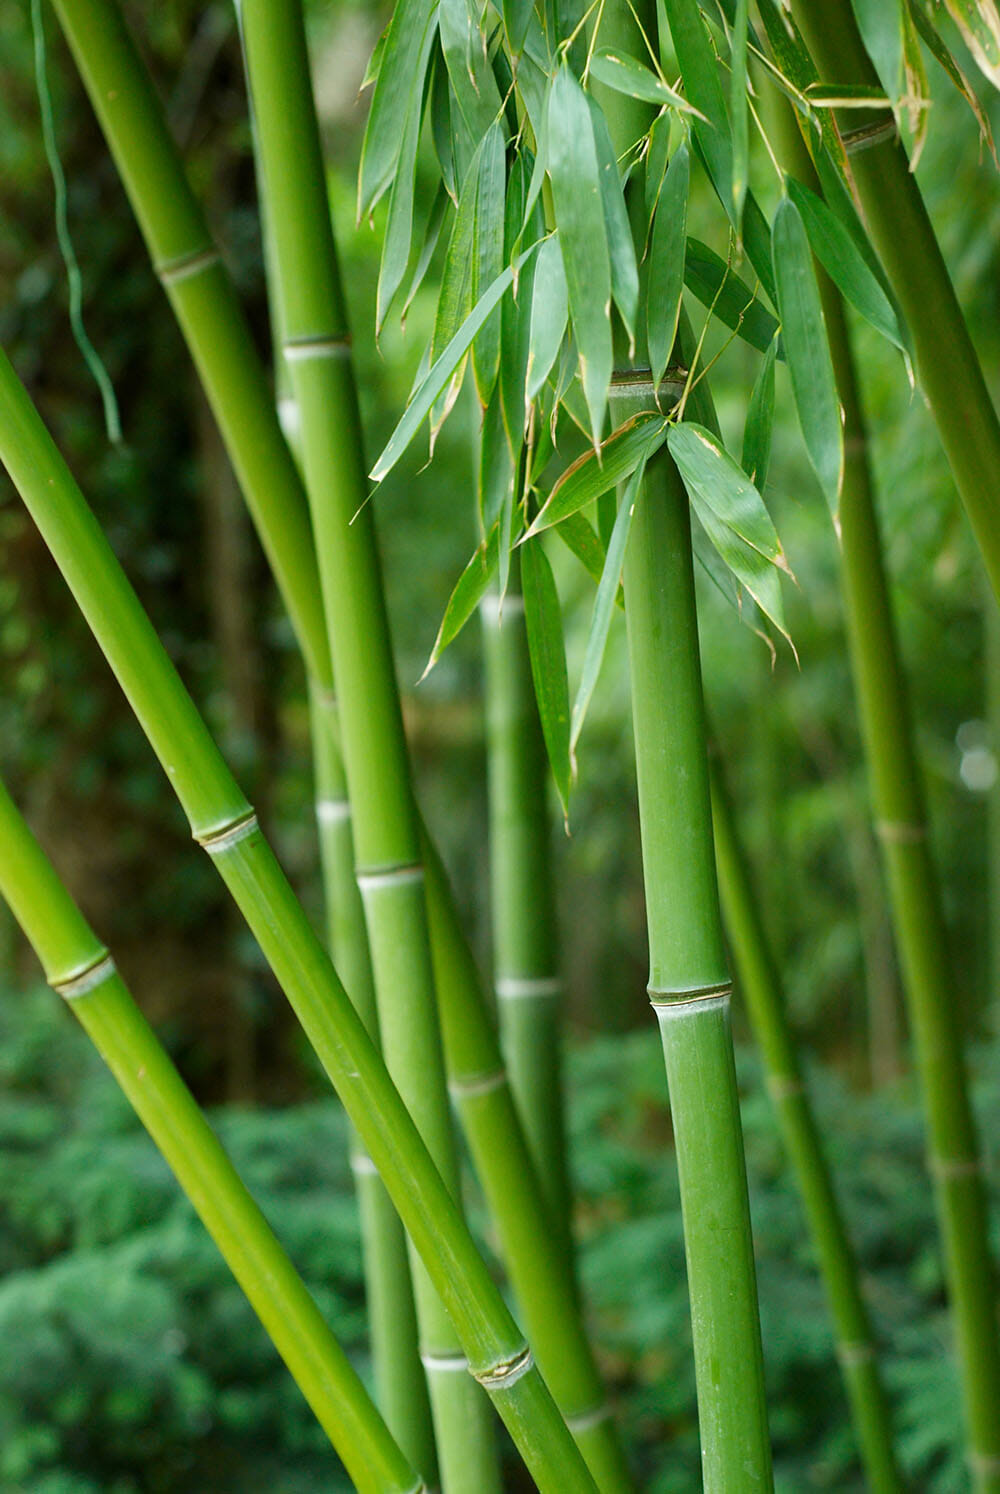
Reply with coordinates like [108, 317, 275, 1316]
[589, 49, 704, 112]
[359, 0, 438, 216]
[668, 422, 787, 569]
[522, 537, 572, 815]
[525, 411, 668, 536]
[589, 99, 640, 345]
[423, 525, 500, 676]
[685, 238, 782, 354]
[526, 236, 569, 402]
[648, 143, 688, 389]
[741, 334, 777, 491]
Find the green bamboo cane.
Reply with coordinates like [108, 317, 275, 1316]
[0, 775, 422, 1494]
[47, 6, 631, 1482]
[618, 427, 773, 1490]
[786, 0, 1000, 606]
[771, 93, 1000, 1488]
[309, 686, 435, 1481]
[237, 7, 501, 1488]
[481, 556, 575, 1275]
[0, 347, 598, 1494]
[709, 760, 901, 1492]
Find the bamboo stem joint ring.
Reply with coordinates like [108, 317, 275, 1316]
[52, 952, 116, 999]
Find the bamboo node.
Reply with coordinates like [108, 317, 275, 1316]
[564, 1401, 613, 1435]
[842, 117, 898, 156]
[648, 982, 732, 1017]
[765, 1073, 805, 1102]
[420, 1351, 469, 1373]
[349, 1151, 378, 1177]
[495, 975, 561, 1000]
[474, 1344, 533, 1390]
[283, 334, 352, 362]
[928, 1153, 984, 1181]
[155, 246, 221, 285]
[356, 863, 425, 891]
[874, 818, 927, 844]
[197, 812, 260, 855]
[52, 951, 116, 1000]
[835, 1339, 875, 1367]
[448, 1068, 507, 1100]
[316, 798, 351, 825]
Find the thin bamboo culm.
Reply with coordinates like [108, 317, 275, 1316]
[49, 1, 633, 1480]
[709, 761, 901, 1492]
[769, 86, 1000, 1489]
[482, 555, 575, 1276]
[0, 347, 598, 1494]
[620, 435, 772, 1490]
[309, 687, 435, 1481]
[0, 776, 422, 1494]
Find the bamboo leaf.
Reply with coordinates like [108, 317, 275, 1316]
[730, 0, 749, 227]
[402, 183, 450, 322]
[942, 0, 1000, 89]
[359, 0, 438, 216]
[644, 110, 673, 220]
[553, 510, 621, 603]
[802, 82, 891, 107]
[525, 411, 668, 536]
[569, 458, 642, 757]
[901, 5, 931, 166]
[648, 143, 688, 389]
[501, 152, 542, 455]
[522, 537, 572, 815]
[850, 0, 904, 95]
[480, 387, 515, 532]
[547, 64, 613, 447]
[909, 0, 999, 161]
[690, 499, 793, 648]
[525, 236, 569, 402]
[741, 334, 777, 491]
[668, 422, 788, 570]
[786, 178, 906, 353]
[772, 196, 844, 517]
[504, 0, 536, 54]
[588, 99, 640, 345]
[685, 238, 782, 354]
[376, 27, 438, 331]
[422, 524, 500, 675]
[439, 0, 504, 139]
[589, 49, 705, 112]
[661, 0, 732, 214]
[371, 245, 539, 483]
[471, 122, 507, 404]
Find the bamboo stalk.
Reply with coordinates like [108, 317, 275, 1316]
[309, 686, 436, 1483]
[770, 91, 1000, 1489]
[0, 775, 422, 1494]
[787, 0, 1000, 606]
[619, 430, 773, 1490]
[0, 345, 598, 1494]
[481, 559, 575, 1275]
[48, 5, 631, 1480]
[237, 6, 501, 1487]
[709, 760, 901, 1492]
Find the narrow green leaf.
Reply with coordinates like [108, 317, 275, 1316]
[901, 5, 931, 165]
[685, 238, 781, 354]
[371, 245, 540, 483]
[690, 499, 793, 649]
[661, 0, 731, 210]
[359, 0, 438, 216]
[910, 0, 999, 161]
[588, 99, 640, 345]
[555, 511, 627, 604]
[547, 65, 613, 447]
[402, 183, 450, 322]
[376, 26, 437, 331]
[644, 110, 673, 220]
[430, 53, 461, 201]
[668, 422, 787, 569]
[850, 0, 904, 95]
[730, 0, 749, 227]
[942, 0, 1000, 90]
[570, 458, 642, 756]
[480, 387, 515, 533]
[423, 525, 500, 675]
[741, 334, 777, 491]
[439, 0, 504, 139]
[802, 82, 891, 107]
[772, 196, 844, 516]
[525, 236, 569, 401]
[471, 123, 507, 404]
[525, 411, 668, 536]
[501, 152, 542, 456]
[522, 537, 572, 815]
[786, 177, 906, 353]
[648, 143, 688, 389]
[589, 49, 704, 112]
[504, 0, 537, 54]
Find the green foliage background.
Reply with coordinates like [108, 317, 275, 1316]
[1, 0, 999, 1489]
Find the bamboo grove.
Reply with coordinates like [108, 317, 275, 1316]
[2, 0, 1000, 1489]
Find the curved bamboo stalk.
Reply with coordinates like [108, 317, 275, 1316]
[481, 560, 575, 1276]
[0, 345, 597, 1494]
[47, 4, 631, 1479]
[0, 776, 422, 1494]
[620, 429, 773, 1490]
[709, 761, 901, 1492]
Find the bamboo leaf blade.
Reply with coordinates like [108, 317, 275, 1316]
[424, 526, 501, 675]
[525, 411, 668, 536]
[470, 122, 508, 404]
[439, 0, 504, 139]
[849, 0, 904, 93]
[690, 498, 792, 647]
[785, 177, 908, 355]
[569, 460, 642, 757]
[685, 238, 782, 354]
[668, 422, 788, 570]
[376, 26, 438, 333]
[525, 236, 569, 401]
[730, 0, 750, 227]
[942, 0, 1000, 89]
[547, 65, 613, 447]
[359, 0, 439, 216]
[771, 196, 844, 516]
[648, 144, 689, 389]
[521, 538, 572, 814]
[588, 99, 640, 346]
[589, 49, 705, 112]
[741, 334, 777, 491]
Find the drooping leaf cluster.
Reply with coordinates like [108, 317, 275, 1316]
[360, 0, 995, 801]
